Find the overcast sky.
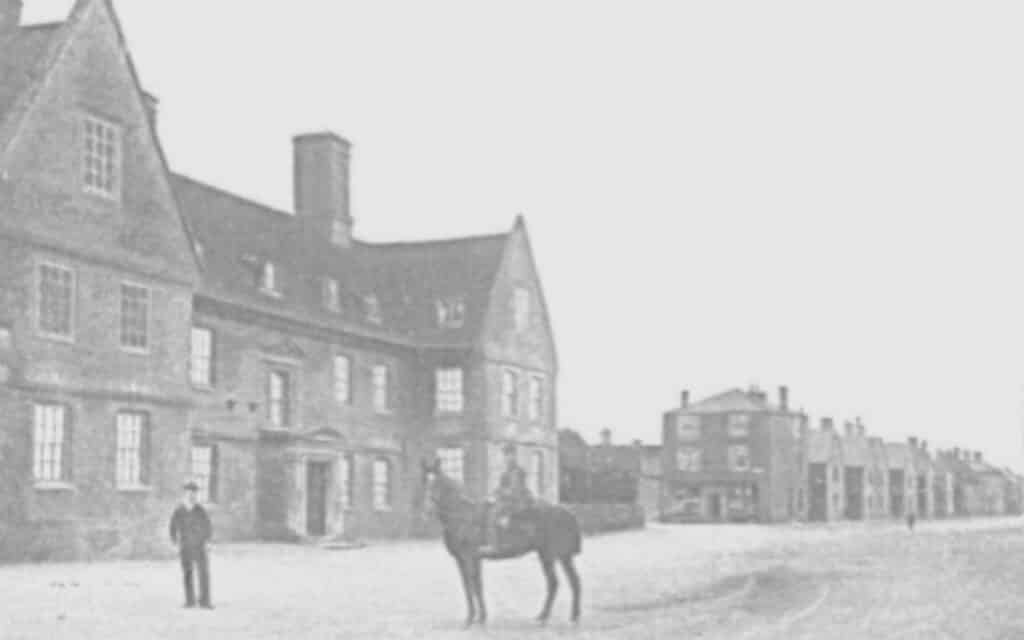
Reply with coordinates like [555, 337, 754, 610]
[27, 1, 1024, 469]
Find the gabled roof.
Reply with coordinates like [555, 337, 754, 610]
[173, 174, 510, 347]
[684, 388, 780, 414]
[0, 23, 62, 127]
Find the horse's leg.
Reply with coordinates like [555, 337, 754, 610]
[537, 553, 558, 624]
[469, 555, 487, 625]
[559, 555, 582, 623]
[455, 554, 475, 627]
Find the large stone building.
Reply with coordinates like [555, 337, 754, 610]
[806, 419, 844, 522]
[0, 0, 557, 556]
[661, 387, 805, 523]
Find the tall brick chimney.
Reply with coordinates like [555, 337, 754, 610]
[855, 417, 865, 437]
[844, 421, 855, 437]
[600, 428, 612, 447]
[294, 132, 353, 247]
[821, 417, 834, 431]
[908, 436, 918, 448]
[680, 390, 689, 409]
[778, 386, 789, 412]
[0, 0, 22, 34]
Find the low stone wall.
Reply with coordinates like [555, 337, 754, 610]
[564, 503, 645, 535]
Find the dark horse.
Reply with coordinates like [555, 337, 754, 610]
[420, 459, 582, 627]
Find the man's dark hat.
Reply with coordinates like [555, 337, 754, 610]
[183, 481, 200, 491]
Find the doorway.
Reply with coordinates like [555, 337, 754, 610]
[306, 461, 331, 537]
[707, 493, 723, 521]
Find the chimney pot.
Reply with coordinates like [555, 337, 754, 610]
[908, 436, 918, 448]
[0, 0, 22, 34]
[778, 386, 789, 412]
[680, 390, 689, 409]
[974, 451, 982, 463]
[821, 417, 834, 431]
[141, 91, 159, 130]
[294, 132, 353, 247]
[844, 421, 854, 437]
[600, 429, 612, 446]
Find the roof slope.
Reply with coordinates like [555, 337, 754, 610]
[173, 174, 509, 347]
[0, 23, 62, 125]
[685, 388, 781, 414]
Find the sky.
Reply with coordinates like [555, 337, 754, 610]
[25, 1, 1024, 469]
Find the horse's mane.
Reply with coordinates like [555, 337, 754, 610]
[434, 470, 476, 508]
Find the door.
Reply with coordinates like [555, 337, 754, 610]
[707, 493, 722, 520]
[306, 462, 331, 537]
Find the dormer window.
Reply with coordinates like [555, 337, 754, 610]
[259, 261, 280, 296]
[513, 287, 531, 331]
[82, 115, 121, 199]
[323, 277, 341, 313]
[436, 297, 466, 329]
[364, 294, 381, 325]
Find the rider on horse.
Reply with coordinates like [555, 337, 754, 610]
[480, 443, 534, 554]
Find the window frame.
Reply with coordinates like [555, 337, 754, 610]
[527, 374, 545, 422]
[728, 443, 751, 472]
[372, 364, 391, 414]
[32, 403, 71, 485]
[435, 367, 465, 415]
[267, 369, 292, 428]
[115, 410, 150, 490]
[334, 354, 352, 405]
[81, 113, 122, 201]
[190, 443, 218, 504]
[436, 297, 467, 329]
[323, 277, 341, 313]
[37, 262, 76, 341]
[437, 447, 465, 484]
[513, 287, 531, 331]
[372, 457, 392, 511]
[189, 326, 215, 388]
[119, 282, 151, 353]
[676, 446, 702, 472]
[259, 261, 280, 296]
[364, 294, 382, 325]
[501, 368, 520, 418]
[676, 414, 702, 442]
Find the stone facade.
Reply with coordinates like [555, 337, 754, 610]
[0, 0, 557, 556]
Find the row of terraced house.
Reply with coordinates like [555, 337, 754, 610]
[0, 0, 557, 560]
[659, 386, 1023, 524]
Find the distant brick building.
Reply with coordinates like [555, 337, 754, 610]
[885, 441, 917, 519]
[866, 436, 890, 519]
[661, 387, 804, 523]
[0, 0, 558, 555]
[839, 420, 869, 520]
[806, 419, 844, 522]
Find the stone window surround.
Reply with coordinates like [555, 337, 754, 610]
[36, 259, 76, 342]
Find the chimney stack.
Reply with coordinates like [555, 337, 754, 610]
[821, 417, 834, 432]
[778, 386, 789, 412]
[974, 451, 982, 463]
[921, 440, 928, 452]
[294, 132, 353, 247]
[600, 429, 612, 447]
[680, 390, 689, 409]
[908, 436, 918, 448]
[844, 421, 855, 437]
[0, 0, 22, 34]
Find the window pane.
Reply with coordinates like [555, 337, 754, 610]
[437, 447, 464, 484]
[435, 368, 464, 414]
[82, 116, 120, 198]
[116, 412, 147, 487]
[528, 375, 544, 421]
[120, 284, 150, 350]
[39, 265, 73, 337]
[190, 445, 215, 503]
[502, 369, 519, 418]
[268, 370, 290, 427]
[190, 327, 213, 386]
[373, 458, 391, 510]
[33, 404, 67, 482]
[373, 366, 390, 412]
[334, 356, 351, 404]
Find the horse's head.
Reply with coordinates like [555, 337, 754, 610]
[420, 457, 444, 521]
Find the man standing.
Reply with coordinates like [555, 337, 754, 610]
[481, 443, 535, 553]
[169, 481, 213, 609]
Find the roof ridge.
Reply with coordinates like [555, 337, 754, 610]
[172, 173, 294, 219]
[360, 231, 509, 251]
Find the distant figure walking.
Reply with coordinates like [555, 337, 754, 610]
[169, 482, 214, 609]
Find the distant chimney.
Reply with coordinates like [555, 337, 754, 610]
[821, 417, 834, 432]
[141, 91, 159, 131]
[856, 418, 865, 437]
[953, 447, 961, 460]
[908, 437, 918, 449]
[680, 390, 689, 409]
[0, 0, 22, 34]
[633, 439, 643, 448]
[844, 421, 855, 437]
[778, 386, 789, 412]
[974, 451, 983, 463]
[600, 429, 612, 446]
[920, 440, 928, 452]
[294, 132, 353, 247]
